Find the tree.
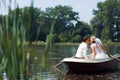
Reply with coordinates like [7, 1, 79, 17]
[91, 0, 120, 42]
[8, 7, 43, 41]
[90, 2, 105, 38]
[4, 5, 92, 43]
[41, 5, 80, 42]
[103, 0, 120, 42]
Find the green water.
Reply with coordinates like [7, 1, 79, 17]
[1, 44, 120, 80]
[28, 45, 120, 80]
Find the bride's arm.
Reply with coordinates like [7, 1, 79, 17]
[91, 45, 96, 59]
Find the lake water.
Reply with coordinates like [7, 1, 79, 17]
[29, 44, 120, 80]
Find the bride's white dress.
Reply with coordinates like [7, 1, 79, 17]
[91, 43, 109, 59]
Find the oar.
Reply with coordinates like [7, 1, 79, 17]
[53, 61, 65, 74]
[108, 54, 120, 62]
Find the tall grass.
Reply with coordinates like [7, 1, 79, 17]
[0, 0, 55, 79]
[0, 0, 34, 79]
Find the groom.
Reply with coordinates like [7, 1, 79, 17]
[74, 35, 91, 59]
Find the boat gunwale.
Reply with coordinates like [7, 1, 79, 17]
[61, 54, 120, 63]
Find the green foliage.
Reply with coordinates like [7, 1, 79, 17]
[59, 32, 68, 42]
[0, 4, 92, 43]
[91, 0, 120, 42]
[101, 27, 111, 40]
[71, 35, 82, 42]
[0, 0, 34, 79]
[103, 39, 113, 46]
[51, 33, 59, 43]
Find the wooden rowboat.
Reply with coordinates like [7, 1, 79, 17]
[61, 54, 120, 74]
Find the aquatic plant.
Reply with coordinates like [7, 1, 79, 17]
[0, 0, 34, 79]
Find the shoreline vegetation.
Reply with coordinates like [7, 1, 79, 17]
[26, 41, 80, 45]
[27, 41, 120, 46]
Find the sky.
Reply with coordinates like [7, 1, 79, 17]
[0, 0, 105, 24]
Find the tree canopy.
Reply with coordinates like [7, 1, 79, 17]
[0, 5, 92, 43]
[1, 0, 120, 43]
[91, 0, 120, 42]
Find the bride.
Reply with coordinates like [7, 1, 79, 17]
[90, 36, 109, 59]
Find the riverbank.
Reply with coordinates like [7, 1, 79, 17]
[26, 41, 80, 45]
[26, 41, 120, 46]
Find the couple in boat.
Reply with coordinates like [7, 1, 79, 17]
[74, 35, 109, 59]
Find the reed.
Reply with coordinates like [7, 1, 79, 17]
[0, 0, 34, 79]
[0, 0, 55, 79]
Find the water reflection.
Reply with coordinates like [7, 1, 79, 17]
[63, 70, 120, 80]
[30, 45, 120, 80]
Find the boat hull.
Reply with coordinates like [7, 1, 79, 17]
[62, 54, 120, 74]
[63, 60, 118, 73]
